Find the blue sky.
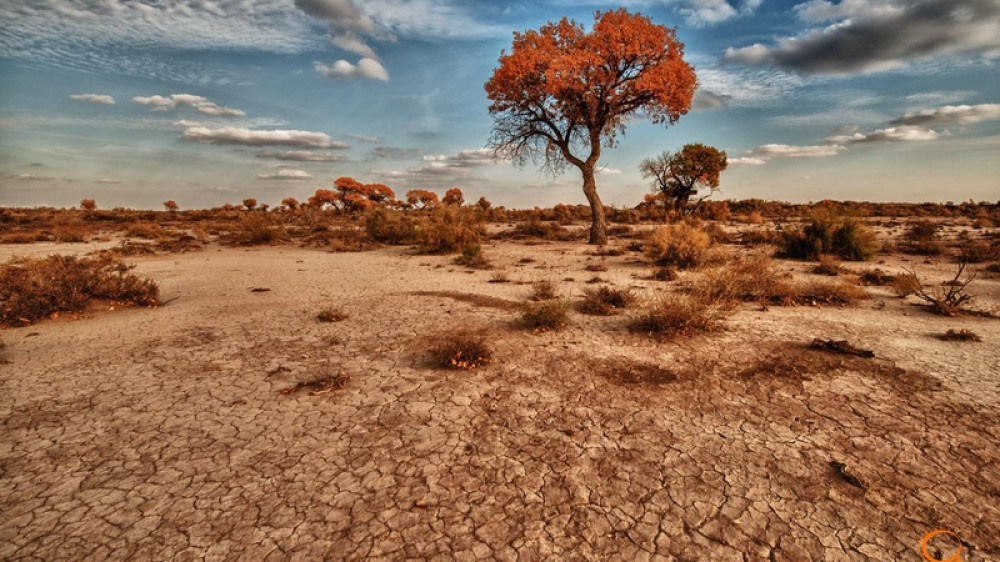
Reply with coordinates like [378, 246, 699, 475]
[1, 0, 998, 209]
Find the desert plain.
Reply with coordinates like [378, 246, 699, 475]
[1, 212, 999, 561]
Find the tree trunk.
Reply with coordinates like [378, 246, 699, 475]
[581, 166, 608, 245]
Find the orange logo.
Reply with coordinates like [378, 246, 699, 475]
[919, 529, 963, 562]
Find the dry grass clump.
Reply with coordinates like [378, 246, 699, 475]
[52, 225, 91, 243]
[453, 244, 491, 269]
[579, 286, 636, 315]
[644, 223, 720, 269]
[512, 219, 572, 240]
[740, 228, 777, 246]
[316, 307, 349, 322]
[415, 210, 482, 254]
[889, 272, 921, 297]
[430, 334, 492, 370]
[858, 268, 895, 286]
[528, 280, 558, 301]
[778, 213, 877, 261]
[280, 371, 351, 395]
[226, 213, 288, 245]
[585, 263, 608, 272]
[488, 271, 510, 283]
[628, 294, 725, 338]
[124, 222, 164, 239]
[1, 254, 159, 327]
[0, 232, 47, 244]
[900, 220, 943, 255]
[520, 299, 570, 332]
[958, 241, 999, 264]
[690, 254, 783, 305]
[364, 208, 418, 245]
[938, 329, 982, 342]
[651, 266, 679, 281]
[812, 254, 843, 276]
[775, 279, 868, 306]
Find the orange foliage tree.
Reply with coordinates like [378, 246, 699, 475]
[163, 200, 179, 212]
[306, 177, 398, 212]
[80, 199, 97, 211]
[640, 143, 728, 214]
[442, 188, 464, 207]
[485, 9, 696, 244]
[406, 190, 440, 210]
[242, 198, 258, 211]
[280, 197, 299, 210]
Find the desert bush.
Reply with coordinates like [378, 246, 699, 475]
[691, 254, 782, 305]
[226, 213, 288, 245]
[644, 223, 718, 269]
[1, 232, 46, 244]
[773, 279, 868, 306]
[585, 263, 608, 272]
[957, 241, 998, 263]
[938, 328, 982, 342]
[740, 228, 777, 246]
[520, 299, 570, 331]
[628, 294, 725, 338]
[0, 254, 159, 327]
[528, 280, 558, 301]
[579, 286, 636, 315]
[430, 335, 492, 370]
[779, 214, 877, 261]
[454, 244, 491, 269]
[489, 271, 510, 283]
[365, 208, 418, 245]
[744, 211, 764, 224]
[416, 209, 482, 254]
[812, 254, 843, 276]
[890, 273, 921, 297]
[316, 307, 348, 322]
[124, 222, 164, 239]
[652, 266, 678, 281]
[858, 269, 895, 286]
[52, 225, 91, 243]
[910, 263, 979, 316]
[904, 220, 940, 242]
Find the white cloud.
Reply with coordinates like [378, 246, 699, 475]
[597, 166, 622, 175]
[729, 157, 767, 166]
[69, 93, 115, 105]
[94, 177, 120, 183]
[257, 150, 348, 162]
[378, 148, 500, 186]
[7, 173, 53, 181]
[904, 91, 978, 106]
[256, 169, 315, 181]
[890, 104, 1000, 126]
[725, 0, 1000, 74]
[133, 94, 244, 116]
[747, 144, 847, 158]
[314, 58, 389, 81]
[181, 127, 344, 148]
[331, 34, 377, 59]
[348, 134, 381, 143]
[826, 126, 940, 143]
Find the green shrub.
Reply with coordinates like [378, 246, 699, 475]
[779, 213, 877, 261]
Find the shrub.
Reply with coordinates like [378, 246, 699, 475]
[904, 220, 939, 242]
[889, 273, 921, 297]
[585, 263, 608, 272]
[489, 271, 510, 283]
[779, 213, 877, 261]
[430, 335, 492, 370]
[911, 263, 979, 316]
[938, 329, 982, 342]
[52, 225, 91, 243]
[227, 213, 288, 245]
[773, 279, 868, 306]
[454, 244, 490, 269]
[691, 254, 783, 306]
[579, 286, 636, 315]
[528, 280, 558, 301]
[644, 223, 717, 269]
[652, 266, 679, 281]
[365, 208, 418, 245]
[958, 241, 998, 263]
[416, 209, 482, 254]
[812, 254, 842, 276]
[858, 269, 895, 286]
[125, 222, 164, 239]
[520, 299, 570, 332]
[0, 254, 159, 327]
[316, 307, 348, 322]
[628, 294, 724, 338]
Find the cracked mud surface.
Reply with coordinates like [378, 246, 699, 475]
[2, 242, 999, 561]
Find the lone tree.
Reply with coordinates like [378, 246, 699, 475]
[485, 9, 696, 244]
[640, 143, 728, 214]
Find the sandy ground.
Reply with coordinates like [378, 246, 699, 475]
[1, 237, 998, 561]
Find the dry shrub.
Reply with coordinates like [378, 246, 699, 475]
[453, 244, 490, 269]
[740, 228, 777, 246]
[938, 329, 981, 342]
[644, 223, 719, 269]
[416, 209, 482, 254]
[52, 225, 91, 243]
[430, 335, 492, 370]
[911, 263, 980, 316]
[812, 254, 843, 276]
[858, 268, 895, 286]
[774, 279, 868, 306]
[316, 307, 348, 322]
[1, 232, 46, 244]
[652, 266, 678, 281]
[364, 208, 418, 245]
[520, 299, 570, 332]
[779, 213, 877, 261]
[302, 225, 374, 252]
[280, 371, 351, 395]
[744, 211, 765, 224]
[226, 213, 288, 245]
[690, 254, 782, 305]
[585, 263, 608, 272]
[489, 271, 510, 283]
[890, 273, 921, 297]
[124, 222, 164, 239]
[512, 219, 571, 240]
[1, 254, 159, 327]
[528, 280, 558, 301]
[904, 220, 939, 242]
[958, 241, 998, 263]
[579, 286, 636, 315]
[628, 294, 725, 338]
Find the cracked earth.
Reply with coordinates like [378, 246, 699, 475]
[2, 241, 998, 561]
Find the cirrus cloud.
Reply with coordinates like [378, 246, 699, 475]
[256, 169, 315, 181]
[890, 103, 1000, 127]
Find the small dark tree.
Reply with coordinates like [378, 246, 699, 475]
[163, 200, 179, 212]
[242, 198, 258, 211]
[485, 9, 696, 245]
[443, 188, 464, 207]
[640, 143, 727, 215]
[80, 199, 97, 211]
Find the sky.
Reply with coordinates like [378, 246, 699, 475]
[0, 0, 998, 210]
